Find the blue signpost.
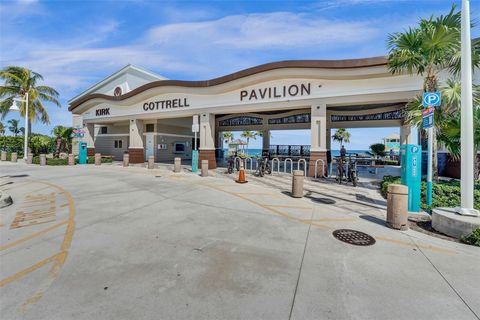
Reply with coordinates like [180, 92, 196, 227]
[191, 115, 199, 173]
[422, 92, 440, 207]
[400, 144, 422, 212]
[192, 150, 198, 173]
[422, 107, 434, 129]
[422, 92, 441, 107]
[79, 141, 87, 164]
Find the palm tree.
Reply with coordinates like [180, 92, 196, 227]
[332, 128, 350, 148]
[240, 130, 256, 156]
[0, 121, 5, 136]
[52, 125, 74, 157]
[387, 5, 480, 181]
[8, 119, 23, 137]
[222, 132, 234, 145]
[431, 80, 480, 179]
[0, 66, 61, 124]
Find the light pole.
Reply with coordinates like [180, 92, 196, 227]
[9, 92, 29, 160]
[457, 0, 479, 216]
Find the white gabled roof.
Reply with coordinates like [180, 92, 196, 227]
[68, 64, 166, 104]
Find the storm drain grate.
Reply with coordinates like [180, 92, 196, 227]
[332, 229, 376, 246]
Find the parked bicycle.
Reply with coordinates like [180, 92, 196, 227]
[255, 157, 271, 177]
[335, 155, 358, 187]
[226, 157, 239, 174]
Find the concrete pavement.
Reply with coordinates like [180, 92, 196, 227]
[1, 161, 479, 320]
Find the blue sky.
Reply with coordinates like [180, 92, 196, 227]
[1, 0, 478, 149]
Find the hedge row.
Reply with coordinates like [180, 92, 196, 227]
[0, 135, 55, 155]
[1, 153, 112, 166]
[381, 175, 480, 210]
[31, 156, 113, 165]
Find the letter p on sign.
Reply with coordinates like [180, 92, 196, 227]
[422, 92, 441, 107]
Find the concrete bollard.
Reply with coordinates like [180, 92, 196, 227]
[94, 153, 101, 166]
[11, 152, 18, 162]
[68, 154, 75, 166]
[386, 184, 409, 230]
[39, 154, 46, 166]
[291, 170, 304, 198]
[201, 160, 209, 177]
[148, 155, 155, 169]
[27, 153, 33, 164]
[123, 153, 129, 167]
[0, 151, 6, 161]
[174, 157, 181, 173]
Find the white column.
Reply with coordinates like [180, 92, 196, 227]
[400, 125, 412, 145]
[310, 104, 327, 151]
[200, 113, 215, 150]
[458, 0, 478, 215]
[129, 119, 144, 148]
[84, 123, 95, 148]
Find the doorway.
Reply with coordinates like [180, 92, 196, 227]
[145, 133, 155, 160]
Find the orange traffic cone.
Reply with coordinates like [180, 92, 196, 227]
[235, 160, 248, 184]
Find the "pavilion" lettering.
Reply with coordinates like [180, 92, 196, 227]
[240, 83, 311, 101]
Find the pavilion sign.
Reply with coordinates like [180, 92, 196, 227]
[240, 83, 312, 101]
[330, 109, 404, 122]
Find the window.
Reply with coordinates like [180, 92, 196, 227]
[114, 140, 123, 148]
[100, 126, 108, 134]
[146, 124, 155, 132]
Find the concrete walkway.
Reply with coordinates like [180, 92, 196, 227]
[1, 162, 479, 320]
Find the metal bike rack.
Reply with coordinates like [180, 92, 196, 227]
[284, 158, 293, 174]
[234, 157, 242, 170]
[245, 158, 254, 171]
[297, 159, 307, 176]
[314, 159, 326, 178]
[271, 158, 280, 174]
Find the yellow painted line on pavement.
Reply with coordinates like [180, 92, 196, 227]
[0, 220, 68, 251]
[202, 182, 457, 254]
[267, 204, 313, 210]
[0, 252, 63, 287]
[203, 183, 332, 230]
[235, 192, 282, 197]
[302, 217, 356, 222]
[376, 236, 457, 254]
[0, 179, 76, 314]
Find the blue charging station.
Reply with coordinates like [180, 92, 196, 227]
[400, 144, 422, 212]
[79, 142, 87, 165]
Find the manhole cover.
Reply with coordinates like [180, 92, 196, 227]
[332, 229, 376, 246]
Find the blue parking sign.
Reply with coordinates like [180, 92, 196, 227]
[422, 92, 441, 107]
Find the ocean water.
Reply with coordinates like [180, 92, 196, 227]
[223, 148, 369, 158]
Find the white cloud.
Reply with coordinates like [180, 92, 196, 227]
[0, 8, 415, 133]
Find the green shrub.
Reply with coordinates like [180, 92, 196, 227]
[380, 175, 401, 198]
[87, 156, 113, 164]
[31, 155, 113, 166]
[0, 134, 55, 155]
[29, 134, 55, 155]
[0, 136, 23, 154]
[461, 228, 480, 247]
[380, 176, 480, 210]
